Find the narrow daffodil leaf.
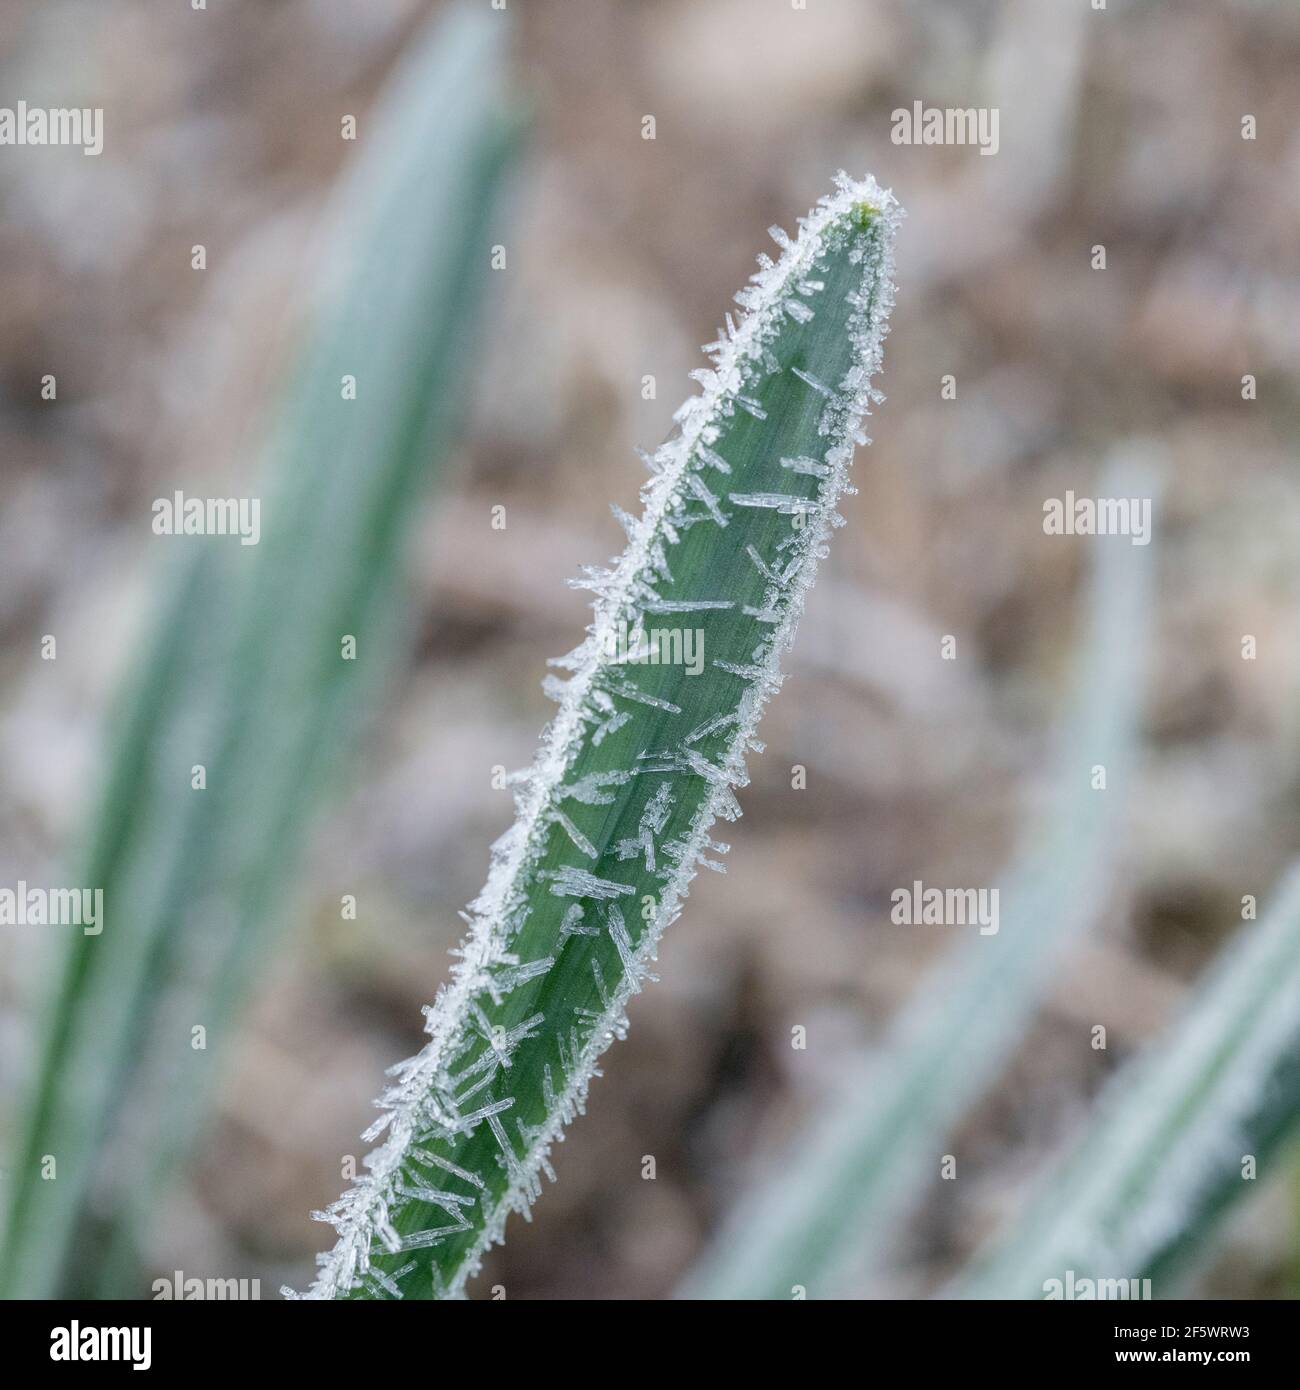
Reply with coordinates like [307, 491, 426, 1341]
[958, 863, 1300, 1299]
[302, 172, 902, 1300]
[0, 2, 518, 1299]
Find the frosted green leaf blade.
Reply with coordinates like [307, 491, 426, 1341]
[305, 175, 902, 1301]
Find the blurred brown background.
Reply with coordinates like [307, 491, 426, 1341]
[2, 0, 1300, 1297]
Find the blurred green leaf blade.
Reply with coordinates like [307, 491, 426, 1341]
[1, 0, 520, 1299]
[958, 863, 1300, 1298]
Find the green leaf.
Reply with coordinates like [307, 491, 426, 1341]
[0, 1, 520, 1299]
[302, 173, 903, 1301]
[957, 863, 1300, 1299]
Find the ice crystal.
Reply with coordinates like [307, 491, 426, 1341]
[727, 492, 822, 513]
[780, 455, 832, 479]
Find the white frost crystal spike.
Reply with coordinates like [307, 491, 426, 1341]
[696, 444, 730, 473]
[607, 906, 639, 990]
[685, 711, 739, 745]
[603, 679, 682, 714]
[780, 455, 832, 479]
[728, 492, 821, 513]
[590, 955, 612, 1008]
[744, 543, 786, 586]
[642, 599, 734, 613]
[641, 783, 674, 833]
[685, 471, 729, 527]
[559, 769, 632, 805]
[540, 866, 635, 900]
[303, 171, 900, 1301]
[792, 366, 833, 396]
[712, 659, 768, 679]
[550, 807, 597, 859]
[410, 1149, 487, 1190]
